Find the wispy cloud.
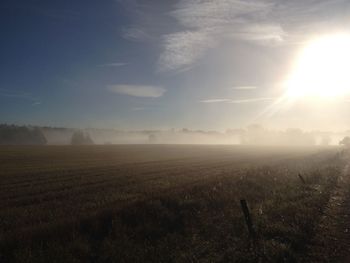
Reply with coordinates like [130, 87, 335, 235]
[0, 88, 41, 105]
[158, 30, 216, 72]
[120, 1, 350, 73]
[200, 97, 274, 104]
[107, 85, 165, 98]
[156, 0, 349, 72]
[200, 99, 232, 103]
[122, 27, 154, 42]
[97, 62, 128, 67]
[228, 97, 274, 104]
[225, 23, 286, 45]
[158, 0, 282, 72]
[32, 101, 42, 106]
[232, 86, 257, 90]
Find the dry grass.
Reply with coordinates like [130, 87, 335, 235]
[0, 145, 345, 262]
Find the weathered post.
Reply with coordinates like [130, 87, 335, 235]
[240, 199, 256, 238]
[298, 173, 306, 184]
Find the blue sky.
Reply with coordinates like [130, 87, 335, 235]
[1, 0, 350, 131]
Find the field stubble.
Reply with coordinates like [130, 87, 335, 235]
[0, 145, 347, 262]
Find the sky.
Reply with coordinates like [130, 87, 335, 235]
[1, 0, 350, 131]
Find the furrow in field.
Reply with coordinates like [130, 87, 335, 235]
[0, 159, 244, 211]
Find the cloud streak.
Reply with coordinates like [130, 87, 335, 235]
[107, 85, 165, 98]
[0, 88, 41, 105]
[121, 1, 350, 73]
[200, 97, 274, 104]
[122, 27, 154, 42]
[157, 0, 283, 72]
[156, 0, 350, 72]
[228, 97, 274, 104]
[232, 86, 257, 90]
[158, 30, 216, 72]
[97, 62, 128, 67]
[200, 99, 232, 103]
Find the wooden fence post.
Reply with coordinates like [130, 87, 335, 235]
[298, 173, 306, 184]
[240, 199, 256, 238]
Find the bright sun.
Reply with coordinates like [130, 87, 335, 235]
[285, 34, 350, 98]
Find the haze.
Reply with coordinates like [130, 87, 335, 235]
[2, 0, 350, 134]
[4, 2, 350, 262]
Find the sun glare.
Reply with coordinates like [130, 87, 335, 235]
[285, 34, 350, 98]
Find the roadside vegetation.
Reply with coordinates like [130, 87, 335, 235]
[0, 145, 346, 262]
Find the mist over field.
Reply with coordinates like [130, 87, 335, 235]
[42, 126, 346, 146]
[1, 123, 348, 146]
[3, 0, 350, 262]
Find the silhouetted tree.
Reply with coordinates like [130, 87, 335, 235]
[0, 124, 47, 145]
[284, 128, 315, 146]
[148, 134, 157, 143]
[70, 131, 94, 145]
[339, 136, 350, 147]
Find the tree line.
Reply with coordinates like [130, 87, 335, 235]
[0, 124, 94, 145]
[0, 124, 47, 145]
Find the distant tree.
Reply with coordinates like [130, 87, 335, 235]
[148, 134, 157, 143]
[0, 124, 47, 145]
[30, 128, 47, 145]
[284, 128, 315, 146]
[320, 135, 331, 146]
[241, 125, 265, 145]
[70, 131, 94, 145]
[339, 136, 350, 147]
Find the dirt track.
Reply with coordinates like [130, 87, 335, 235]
[305, 159, 350, 262]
